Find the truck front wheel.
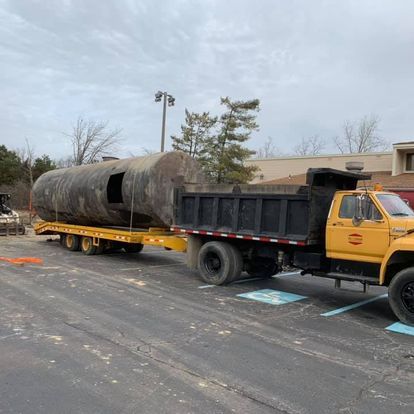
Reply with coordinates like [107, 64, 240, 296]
[388, 267, 414, 326]
[198, 241, 243, 285]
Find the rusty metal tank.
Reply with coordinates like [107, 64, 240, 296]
[33, 151, 205, 228]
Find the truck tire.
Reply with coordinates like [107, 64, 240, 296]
[81, 236, 97, 255]
[59, 234, 66, 246]
[227, 244, 244, 282]
[198, 241, 243, 285]
[246, 258, 278, 278]
[388, 267, 414, 326]
[124, 243, 144, 253]
[65, 234, 80, 251]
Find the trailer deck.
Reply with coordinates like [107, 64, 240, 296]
[34, 221, 187, 252]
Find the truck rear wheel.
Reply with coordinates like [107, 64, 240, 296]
[81, 236, 97, 255]
[124, 243, 144, 253]
[246, 258, 278, 278]
[388, 267, 414, 326]
[65, 234, 80, 251]
[198, 241, 242, 285]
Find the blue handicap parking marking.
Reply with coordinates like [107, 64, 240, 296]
[386, 322, 414, 336]
[237, 289, 307, 305]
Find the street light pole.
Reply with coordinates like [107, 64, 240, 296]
[155, 91, 175, 153]
[160, 92, 167, 152]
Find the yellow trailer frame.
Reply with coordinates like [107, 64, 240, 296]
[34, 221, 187, 252]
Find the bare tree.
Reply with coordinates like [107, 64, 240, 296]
[65, 117, 122, 165]
[334, 115, 388, 153]
[55, 156, 74, 169]
[255, 137, 281, 158]
[294, 135, 325, 156]
[17, 138, 35, 223]
[17, 138, 35, 189]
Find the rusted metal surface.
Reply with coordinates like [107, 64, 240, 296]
[33, 152, 205, 228]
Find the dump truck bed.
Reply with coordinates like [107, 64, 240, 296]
[173, 168, 370, 246]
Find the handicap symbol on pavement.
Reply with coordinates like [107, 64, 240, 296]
[237, 289, 307, 305]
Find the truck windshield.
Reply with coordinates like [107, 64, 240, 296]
[377, 194, 414, 217]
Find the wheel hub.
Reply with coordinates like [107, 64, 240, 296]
[205, 253, 221, 274]
[402, 282, 414, 313]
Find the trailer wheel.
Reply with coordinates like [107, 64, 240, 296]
[198, 241, 242, 285]
[95, 242, 105, 255]
[65, 234, 80, 251]
[246, 258, 278, 278]
[106, 241, 123, 253]
[59, 234, 66, 246]
[80, 237, 97, 255]
[388, 267, 414, 326]
[124, 243, 144, 253]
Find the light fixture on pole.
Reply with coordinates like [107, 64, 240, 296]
[155, 91, 175, 152]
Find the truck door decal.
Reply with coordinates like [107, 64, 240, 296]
[348, 233, 363, 245]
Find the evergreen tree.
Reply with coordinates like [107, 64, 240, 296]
[33, 155, 56, 181]
[171, 109, 217, 159]
[0, 145, 22, 185]
[205, 97, 260, 184]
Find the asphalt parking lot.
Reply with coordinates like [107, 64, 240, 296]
[1, 234, 413, 414]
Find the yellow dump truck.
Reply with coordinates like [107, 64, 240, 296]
[173, 168, 414, 326]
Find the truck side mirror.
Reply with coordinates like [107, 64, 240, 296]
[352, 194, 365, 226]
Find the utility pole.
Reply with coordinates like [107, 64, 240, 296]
[155, 91, 175, 152]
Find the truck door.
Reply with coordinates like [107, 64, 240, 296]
[326, 194, 390, 263]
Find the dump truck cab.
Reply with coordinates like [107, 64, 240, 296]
[325, 189, 414, 324]
[326, 189, 414, 278]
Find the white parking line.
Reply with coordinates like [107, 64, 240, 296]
[273, 271, 301, 278]
[321, 294, 387, 317]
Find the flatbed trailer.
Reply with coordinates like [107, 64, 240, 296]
[34, 221, 187, 254]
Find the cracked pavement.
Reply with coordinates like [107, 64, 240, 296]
[0, 235, 413, 413]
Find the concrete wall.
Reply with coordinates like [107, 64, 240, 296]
[246, 152, 393, 183]
[392, 143, 414, 176]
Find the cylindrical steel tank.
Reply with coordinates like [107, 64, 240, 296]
[33, 151, 205, 228]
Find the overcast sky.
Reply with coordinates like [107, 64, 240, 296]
[1, 0, 413, 160]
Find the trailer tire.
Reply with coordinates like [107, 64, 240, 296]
[246, 258, 278, 278]
[198, 241, 242, 285]
[95, 242, 105, 255]
[81, 236, 97, 255]
[65, 234, 80, 251]
[59, 234, 66, 246]
[124, 243, 144, 253]
[388, 267, 414, 326]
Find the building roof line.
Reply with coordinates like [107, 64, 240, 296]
[249, 151, 392, 162]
